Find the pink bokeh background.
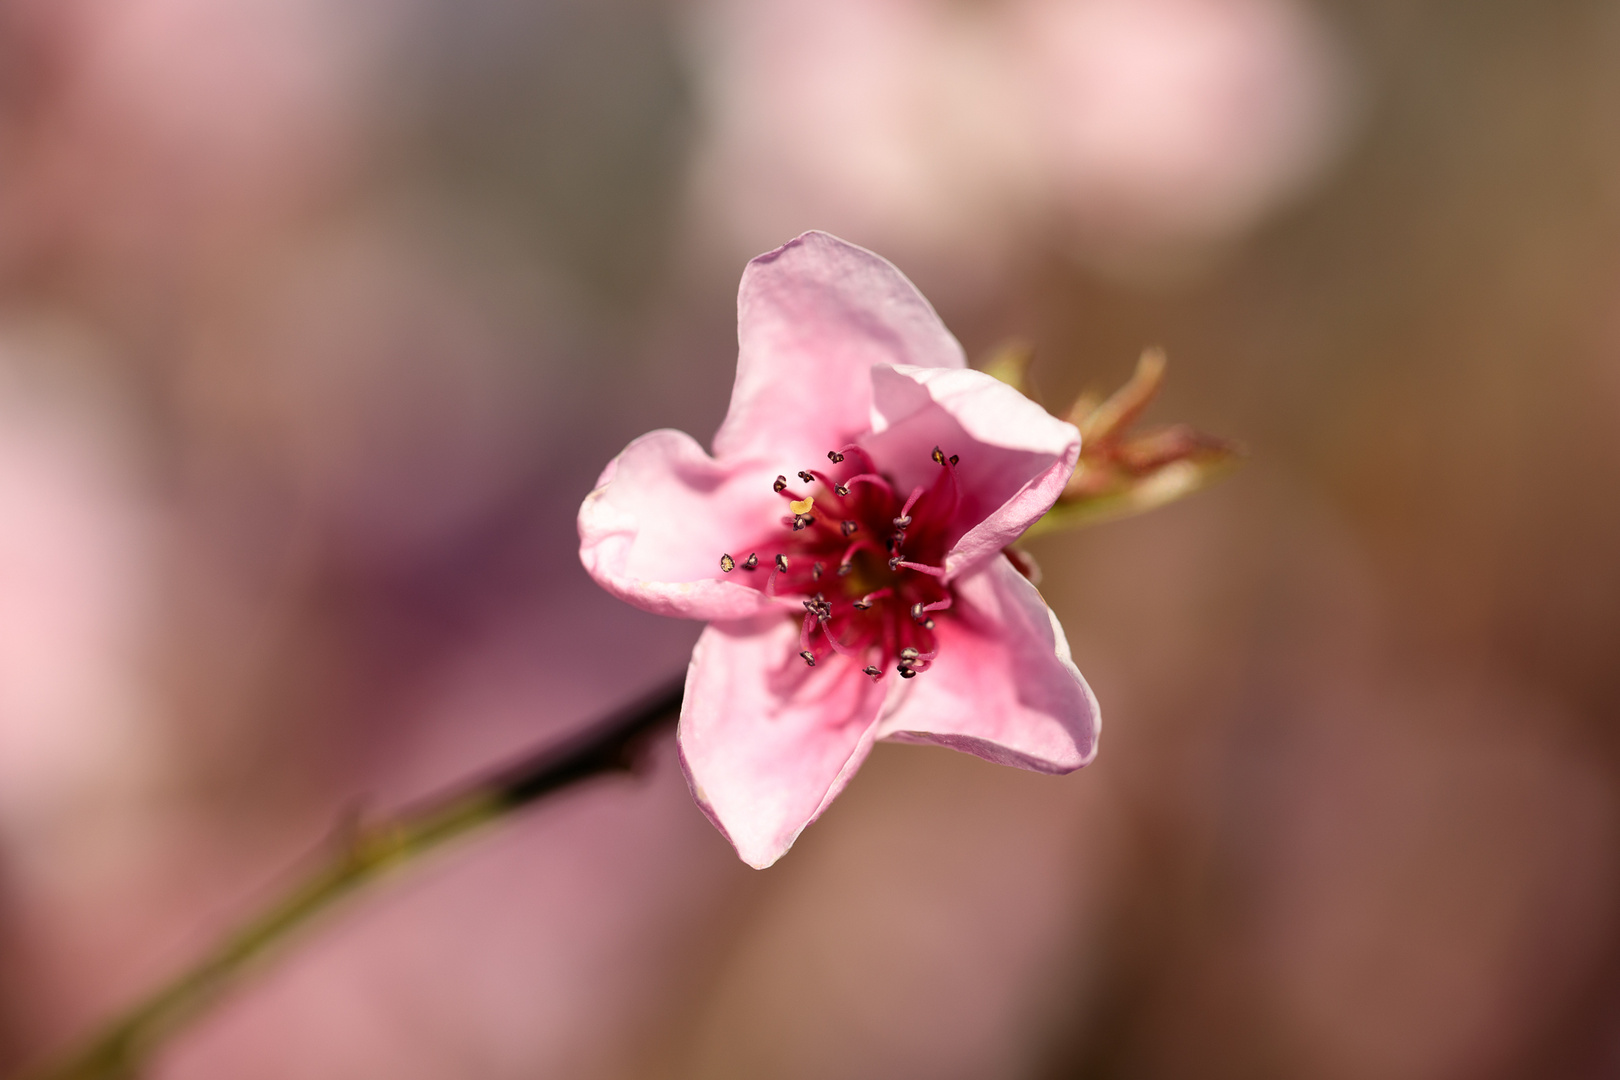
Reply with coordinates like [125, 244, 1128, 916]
[0, 0, 1617, 1077]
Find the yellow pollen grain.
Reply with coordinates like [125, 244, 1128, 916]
[789, 497, 814, 515]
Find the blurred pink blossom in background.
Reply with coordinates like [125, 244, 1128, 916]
[1, 0, 1619, 1077]
[685, 0, 1354, 288]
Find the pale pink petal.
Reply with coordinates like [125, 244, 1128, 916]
[864, 364, 1080, 578]
[712, 231, 967, 464]
[578, 429, 783, 621]
[878, 555, 1099, 771]
[679, 615, 892, 868]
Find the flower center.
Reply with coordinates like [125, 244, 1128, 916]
[719, 444, 961, 680]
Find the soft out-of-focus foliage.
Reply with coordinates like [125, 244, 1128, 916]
[0, 1, 1618, 1078]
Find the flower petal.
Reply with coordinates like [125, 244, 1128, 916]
[578, 429, 785, 621]
[864, 364, 1081, 578]
[712, 231, 967, 464]
[878, 555, 1099, 772]
[679, 615, 891, 868]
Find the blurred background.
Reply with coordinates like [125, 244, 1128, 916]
[0, 0, 1617, 1076]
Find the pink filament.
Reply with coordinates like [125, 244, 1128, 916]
[899, 485, 925, 519]
[858, 586, 894, 606]
[841, 473, 894, 498]
[818, 621, 861, 657]
[833, 444, 878, 471]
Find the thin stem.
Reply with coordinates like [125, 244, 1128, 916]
[18, 677, 686, 1080]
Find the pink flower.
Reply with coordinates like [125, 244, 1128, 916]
[579, 232, 1099, 867]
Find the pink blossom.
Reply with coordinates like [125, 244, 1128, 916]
[579, 232, 1099, 867]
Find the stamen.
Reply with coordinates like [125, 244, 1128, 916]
[841, 520, 858, 537]
[899, 643, 936, 674]
[841, 473, 895, 498]
[899, 486, 925, 519]
[799, 650, 816, 667]
[797, 470, 815, 484]
[852, 587, 892, 610]
[742, 553, 758, 570]
[892, 515, 911, 531]
[894, 560, 947, 578]
[932, 450, 963, 519]
[773, 475, 788, 493]
[812, 562, 825, 580]
[775, 554, 789, 572]
[932, 446, 946, 465]
[832, 444, 877, 471]
[806, 469, 842, 491]
[863, 665, 882, 680]
[819, 623, 860, 657]
[791, 514, 815, 531]
[950, 454, 959, 465]
[719, 554, 735, 573]
[898, 667, 917, 679]
[835, 484, 850, 497]
[827, 450, 845, 464]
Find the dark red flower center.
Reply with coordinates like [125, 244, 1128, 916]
[719, 444, 962, 681]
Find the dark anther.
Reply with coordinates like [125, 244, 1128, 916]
[949, 454, 959, 465]
[792, 514, 815, 531]
[742, 553, 759, 570]
[828, 450, 845, 463]
[797, 470, 815, 483]
[813, 562, 825, 579]
[775, 554, 789, 572]
[773, 475, 788, 493]
[924, 618, 935, 630]
[835, 484, 850, 497]
[898, 666, 917, 679]
[853, 598, 872, 610]
[911, 602, 925, 622]
[799, 650, 816, 667]
[889, 556, 902, 570]
[841, 520, 858, 537]
[837, 563, 853, 577]
[932, 446, 946, 465]
[893, 515, 911, 531]
[900, 647, 920, 662]
[720, 554, 736, 573]
[863, 665, 882, 679]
